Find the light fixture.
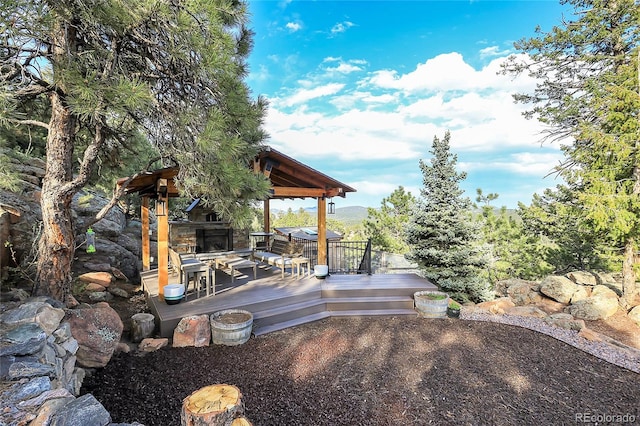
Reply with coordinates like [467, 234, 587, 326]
[156, 199, 167, 216]
[328, 198, 335, 215]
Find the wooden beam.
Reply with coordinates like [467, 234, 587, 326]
[271, 187, 343, 198]
[317, 197, 327, 266]
[141, 197, 150, 272]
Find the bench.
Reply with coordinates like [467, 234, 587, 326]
[169, 248, 211, 297]
[251, 239, 304, 278]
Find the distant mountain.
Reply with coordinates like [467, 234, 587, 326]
[332, 206, 369, 225]
[271, 205, 371, 226]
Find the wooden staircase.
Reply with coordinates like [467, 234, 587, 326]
[250, 274, 436, 336]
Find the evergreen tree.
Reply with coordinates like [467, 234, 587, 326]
[503, 0, 640, 308]
[475, 189, 552, 281]
[364, 186, 415, 254]
[406, 131, 491, 303]
[0, 0, 271, 302]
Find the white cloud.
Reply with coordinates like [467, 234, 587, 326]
[286, 22, 302, 32]
[278, 83, 345, 107]
[479, 45, 512, 58]
[460, 152, 564, 177]
[331, 21, 355, 35]
[326, 63, 362, 74]
[364, 53, 535, 93]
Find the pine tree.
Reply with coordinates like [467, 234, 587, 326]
[0, 0, 271, 301]
[364, 186, 415, 254]
[502, 0, 640, 308]
[406, 131, 491, 303]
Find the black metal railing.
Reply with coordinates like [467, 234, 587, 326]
[290, 237, 372, 275]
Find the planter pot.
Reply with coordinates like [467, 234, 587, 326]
[447, 307, 461, 318]
[164, 284, 185, 305]
[414, 291, 449, 318]
[210, 309, 253, 346]
[314, 265, 329, 279]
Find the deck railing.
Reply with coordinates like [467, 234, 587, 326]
[290, 237, 372, 275]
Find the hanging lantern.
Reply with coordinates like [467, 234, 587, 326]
[328, 198, 335, 215]
[86, 228, 96, 253]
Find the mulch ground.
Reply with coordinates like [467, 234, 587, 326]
[81, 316, 640, 426]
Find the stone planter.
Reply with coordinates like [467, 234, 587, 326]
[210, 309, 253, 346]
[414, 291, 449, 318]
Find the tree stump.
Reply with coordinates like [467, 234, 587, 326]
[131, 313, 155, 343]
[231, 417, 252, 426]
[181, 384, 245, 426]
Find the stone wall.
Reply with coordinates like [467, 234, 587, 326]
[0, 295, 140, 426]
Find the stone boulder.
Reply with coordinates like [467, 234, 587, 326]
[505, 306, 548, 318]
[566, 271, 597, 286]
[65, 303, 123, 368]
[540, 275, 579, 304]
[173, 315, 211, 348]
[567, 293, 619, 321]
[544, 313, 585, 331]
[570, 285, 592, 304]
[475, 297, 516, 314]
[78, 272, 113, 288]
[506, 280, 543, 306]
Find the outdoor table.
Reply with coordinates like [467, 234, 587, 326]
[214, 256, 257, 283]
[291, 257, 310, 279]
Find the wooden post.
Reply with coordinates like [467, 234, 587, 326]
[141, 196, 150, 272]
[157, 183, 169, 297]
[317, 197, 327, 266]
[263, 198, 270, 233]
[181, 384, 245, 426]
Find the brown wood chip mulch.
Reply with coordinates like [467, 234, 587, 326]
[81, 316, 640, 426]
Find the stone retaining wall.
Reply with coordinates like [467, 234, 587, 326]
[0, 296, 141, 426]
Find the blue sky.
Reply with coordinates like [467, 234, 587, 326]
[245, 0, 573, 211]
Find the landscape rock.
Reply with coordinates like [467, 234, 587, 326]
[506, 281, 543, 306]
[494, 278, 538, 297]
[544, 313, 585, 331]
[592, 284, 620, 299]
[173, 315, 211, 348]
[108, 286, 129, 298]
[139, 338, 169, 352]
[65, 303, 123, 368]
[476, 297, 516, 314]
[570, 285, 592, 304]
[49, 393, 112, 426]
[540, 275, 578, 304]
[85, 283, 107, 292]
[0, 322, 47, 356]
[566, 271, 597, 286]
[78, 271, 113, 287]
[504, 306, 548, 318]
[567, 295, 619, 321]
[88, 291, 114, 302]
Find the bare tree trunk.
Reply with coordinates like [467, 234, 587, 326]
[35, 20, 77, 303]
[621, 238, 637, 310]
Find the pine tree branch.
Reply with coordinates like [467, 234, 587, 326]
[8, 119, 49, 130]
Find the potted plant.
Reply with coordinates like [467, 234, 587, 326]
[413, 290, 449, 318]
[447, 300, 461, 318]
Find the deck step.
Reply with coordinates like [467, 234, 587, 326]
[251, 296, 417, 334]
[252, 308, 419, 336]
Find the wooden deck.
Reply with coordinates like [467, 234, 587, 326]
[143, 264, 437, 338]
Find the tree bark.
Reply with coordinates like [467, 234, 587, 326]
[35, 19, 77, 303]
[621, 239, 638, 310]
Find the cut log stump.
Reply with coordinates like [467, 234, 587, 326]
[231, 417, 252, 426]
[181, 384, 245, 426]
[131, 313, 155, 343]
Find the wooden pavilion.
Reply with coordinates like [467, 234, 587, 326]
[116, 146, 356, 297]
